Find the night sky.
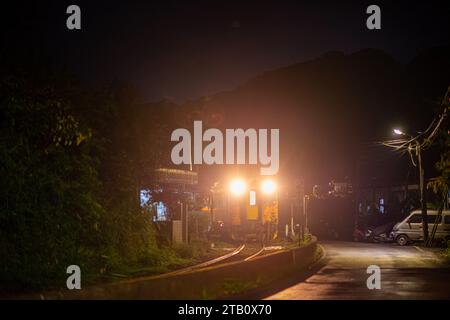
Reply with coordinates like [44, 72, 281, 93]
[2, 0, 450, 102]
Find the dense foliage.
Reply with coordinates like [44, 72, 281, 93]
[0, 74, 180, 291]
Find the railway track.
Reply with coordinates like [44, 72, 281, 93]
[244, 246, 265, 261]
[163, 243, 266, 277]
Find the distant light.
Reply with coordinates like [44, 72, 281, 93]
[229, 179, 246, 196]
[261, 179, 277, 195]
[393, 129, 404, 135]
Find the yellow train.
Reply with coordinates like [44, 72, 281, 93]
[210, 177, 278, 242]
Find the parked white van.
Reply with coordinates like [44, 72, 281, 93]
[390, 210, 450, 246]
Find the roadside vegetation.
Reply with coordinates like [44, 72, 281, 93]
[96, 240, 235, 280]
[0, 65, 198, 293]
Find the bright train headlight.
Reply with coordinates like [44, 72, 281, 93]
[261, 179, 277, 195]
[229, 178, 247, 196]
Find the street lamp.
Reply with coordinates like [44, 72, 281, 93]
[393, 128, 405, 136]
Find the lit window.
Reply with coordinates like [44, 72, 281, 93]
[249, 190, 256, 206]
[379, 198, 385, 214]
[153, 202, 167, 221]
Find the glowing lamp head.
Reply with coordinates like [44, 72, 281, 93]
[229, 179, 247, 196]
[261, 179, 277, 195]
[393, 129, 404, 135]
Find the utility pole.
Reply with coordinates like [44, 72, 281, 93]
[302, 195, 309, 242]
[416, 140, 429, 242]
[186, 203, 189, 244]
[180, 201, 184, 242]
[383, 134, 430, 243]
[384, 86, 449, 246]
[210, 192, 214, 225]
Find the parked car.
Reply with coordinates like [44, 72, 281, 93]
[390, 210, 450, 246]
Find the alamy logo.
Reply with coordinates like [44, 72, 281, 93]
[366, 5, 381, 30]
[66, 5, 81, 30]
[366, 265, 381, 289]
[171, 121, 279, 175]
[66, 265, 81, 289]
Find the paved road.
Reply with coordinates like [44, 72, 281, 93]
[266, 241, 450, 299]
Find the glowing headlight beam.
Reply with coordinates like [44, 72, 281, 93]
[261, 179, 277, 195]
[229, 179, 247, 196]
